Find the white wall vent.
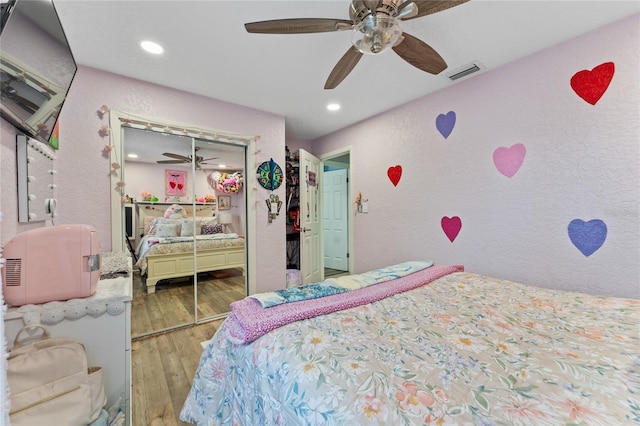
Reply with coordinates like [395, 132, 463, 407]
[446, 61, 485, 82]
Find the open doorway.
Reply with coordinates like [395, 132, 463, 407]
[322, 150, 351, 278]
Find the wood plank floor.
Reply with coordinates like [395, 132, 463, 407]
[132, 268, 245, 337]
[131, 268, 351, 425]
[131, 319, 224, 426]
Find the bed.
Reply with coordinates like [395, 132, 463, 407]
[180, 261, 640, 425]
[135, 210, 245, 293]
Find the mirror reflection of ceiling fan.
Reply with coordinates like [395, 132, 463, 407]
[156, 147, 218, 169]
[244, 0, 470, 89]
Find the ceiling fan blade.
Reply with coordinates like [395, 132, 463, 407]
[245, 18, 353, 34]
[324, 46, 364, 90]
[396, 2, 419, 19]
[157, 159, 187, 164]
[200, 157, 219, 162]
[392, 32, 447, 75]
[162, 152, 189, 161]
[401, 0, 470, 21]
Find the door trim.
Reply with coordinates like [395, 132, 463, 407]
[320, 146, 353, 275]
[108, 110, 258, 329]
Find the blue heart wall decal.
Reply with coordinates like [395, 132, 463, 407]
[568, 219, 607, 257]
[436, 111, 456, 139]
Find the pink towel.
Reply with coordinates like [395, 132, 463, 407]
[225, 264, 464, 344]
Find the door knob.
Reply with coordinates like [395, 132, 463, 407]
[302, 227, 311, 233]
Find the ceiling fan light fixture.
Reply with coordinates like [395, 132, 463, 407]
[352, 15, 402, 55]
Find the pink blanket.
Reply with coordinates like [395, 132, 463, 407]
[225, 264, 464, 344]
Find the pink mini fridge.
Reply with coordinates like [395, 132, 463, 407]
[2, 224, 101, 306]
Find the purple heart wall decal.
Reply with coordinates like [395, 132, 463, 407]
[493, 143, 526, 178]
[568, 219, 607, 257]
[436, 111, 456, 139]
[441, 216, 462, 242]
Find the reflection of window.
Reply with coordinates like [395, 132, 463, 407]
[0, 53, 65, 138]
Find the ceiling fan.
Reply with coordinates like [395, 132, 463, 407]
[244, 0, 470, 89]
[157, 147, 218, 169]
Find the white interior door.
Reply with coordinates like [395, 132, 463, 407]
[323, 169, 348, 271]
[299, 149, 322, 283]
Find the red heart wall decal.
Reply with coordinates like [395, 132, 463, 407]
[441, 216, 462, 242]
[169, 182, 176, 189]
[570, 62, 614, 105]
[387, 165, 402, 187]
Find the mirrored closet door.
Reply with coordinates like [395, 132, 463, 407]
[193, 139, 247, 321]
[121, 126, 247, 338]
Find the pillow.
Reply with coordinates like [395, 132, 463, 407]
[200, 216, 217, 226]
[155, 222, 179, 237]
[201, 223, 223, 235]
[179, 218, 200, 237]
[143, 216, 158, 235]
[164, 204, 186, 219]
[148, 218, 180, 235]
[198, 217, 217, 235]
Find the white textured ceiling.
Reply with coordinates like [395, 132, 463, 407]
[53, 0, 639, 144]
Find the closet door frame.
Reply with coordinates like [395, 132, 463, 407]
[108, 109, 257, 331]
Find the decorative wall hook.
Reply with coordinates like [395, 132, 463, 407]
[354, 191, 368, 214]
[266, 194, 282, 223]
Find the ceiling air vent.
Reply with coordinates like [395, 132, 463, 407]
[446, 61, 485, 82]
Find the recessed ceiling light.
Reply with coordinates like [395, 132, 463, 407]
[327, 103, 341, 111]
[127, 153, 138, 159]
[140, 40, 163, 54]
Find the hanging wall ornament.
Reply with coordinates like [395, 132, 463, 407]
[256, 158, 284, 191]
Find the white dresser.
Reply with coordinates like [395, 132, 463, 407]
[3, 273, 132, 425]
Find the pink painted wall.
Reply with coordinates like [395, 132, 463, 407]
[285, 136, 313, 155]
[313, 15, 639, 299]
[2, 16, 638, 299]
[1, 66, 287, 293]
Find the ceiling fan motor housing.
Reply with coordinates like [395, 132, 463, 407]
[349, 0, 404, 23]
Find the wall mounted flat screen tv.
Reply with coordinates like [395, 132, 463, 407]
[0, 0, 77, 146]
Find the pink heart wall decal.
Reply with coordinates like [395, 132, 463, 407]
[441, 216, 462, 242]
[387, 165, 402, 186]
[493, 143, 526, 178]
[570, 62, 614, 105]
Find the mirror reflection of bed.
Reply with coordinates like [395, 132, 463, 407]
[121, 125, 248, 338]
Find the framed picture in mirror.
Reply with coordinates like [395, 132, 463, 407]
[218, 195, 231, 210]
[166, 169, 186, 196]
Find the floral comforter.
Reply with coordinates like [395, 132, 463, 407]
[181, 272, 640, 425]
